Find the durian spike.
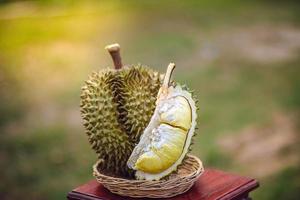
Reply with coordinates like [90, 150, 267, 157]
[158, 63, 176, 100]
[105, 43, 123, 69]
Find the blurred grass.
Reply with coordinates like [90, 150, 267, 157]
[0, 0, 300, 199]
[253, 166, 300, 200]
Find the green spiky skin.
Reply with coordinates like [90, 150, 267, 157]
[80, 65, 162, 177]
[118, 67, 161, 143]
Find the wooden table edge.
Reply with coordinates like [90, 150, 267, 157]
[67, 169, 260, 200]
[67, 191, 105, 200]
[219, 179, 259, 200]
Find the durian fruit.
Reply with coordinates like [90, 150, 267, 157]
[80, 69, 132, 176]
[117, 66, 162, 143]
[80, 44, 162, 177]
[127, 63, 197, 180]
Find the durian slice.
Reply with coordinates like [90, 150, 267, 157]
[127, 63, 197, 180]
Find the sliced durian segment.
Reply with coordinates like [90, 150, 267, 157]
[159, 96, 192, 131]
[135, 124, 186, 173]
[127, 63, 197, 180]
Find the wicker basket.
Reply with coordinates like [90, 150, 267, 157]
[93, 154, 203, 198]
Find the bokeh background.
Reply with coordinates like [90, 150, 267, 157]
[1, 0, 300, 199]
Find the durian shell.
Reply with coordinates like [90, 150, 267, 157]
[80, 65, 162, 177]
[117, 66, 161, 143]
[127, 84, 197, 180]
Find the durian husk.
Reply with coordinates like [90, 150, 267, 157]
[80, 65, 162, 177]
[117, 66, 161, 143]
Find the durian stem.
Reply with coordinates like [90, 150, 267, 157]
[105, 43, 123, 69]
[163, 63, 176, 88]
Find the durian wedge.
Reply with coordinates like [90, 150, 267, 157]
[127, 63, 197, 180]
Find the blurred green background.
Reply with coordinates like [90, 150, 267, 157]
[0, 0, 300, 199]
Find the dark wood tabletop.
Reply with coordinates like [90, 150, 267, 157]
[67, 169, 259, 200]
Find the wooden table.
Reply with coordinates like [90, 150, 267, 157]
[67, 169, 259, 200]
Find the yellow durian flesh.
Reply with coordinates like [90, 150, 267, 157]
[159, 96, 192, 131]
[135, 124, 186, 173]
[127, 63, 197, 180]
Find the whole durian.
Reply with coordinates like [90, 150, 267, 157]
[80, 44, 162, 177]
[127, 63, 197, 180]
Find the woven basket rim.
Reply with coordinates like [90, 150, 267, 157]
[92, 154, 204, 198]
[93, 154, 203, 182]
